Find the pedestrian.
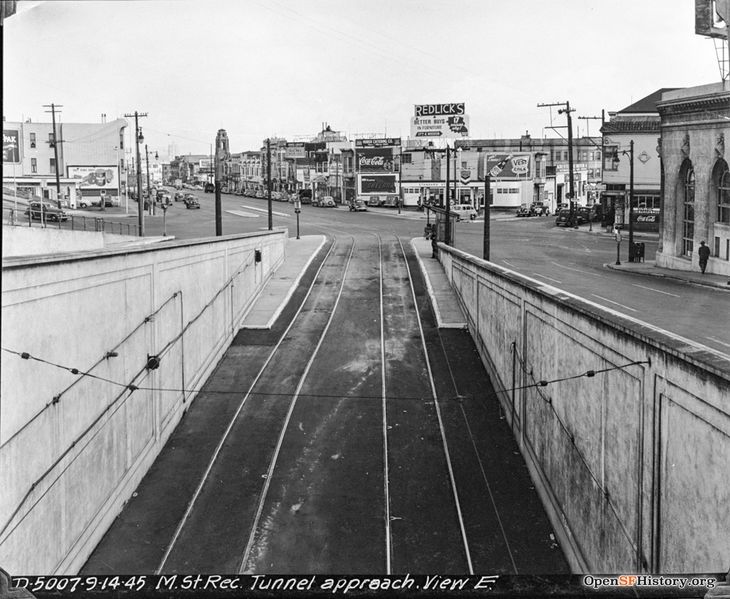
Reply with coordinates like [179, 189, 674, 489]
[698, 241, 710, 274]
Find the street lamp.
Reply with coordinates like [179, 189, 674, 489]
[613, 140, 635, 262]
[136, 124, 145, 236]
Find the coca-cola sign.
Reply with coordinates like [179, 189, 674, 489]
[356, 148, 394, 173]
[359, 174, 397, 194]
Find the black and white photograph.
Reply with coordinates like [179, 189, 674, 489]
[1, 0, 729, 596]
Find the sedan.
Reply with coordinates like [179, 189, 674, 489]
[319, 196, 336, 207]
[184, 197, 200, 209]
[25, 201, 69, 222]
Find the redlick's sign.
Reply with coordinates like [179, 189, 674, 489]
[356, 148, 394, 173]
[414, 103, 465, 117]
[359, 174, 397, 194]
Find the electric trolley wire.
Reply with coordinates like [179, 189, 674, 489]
[1, 347, 649, 405]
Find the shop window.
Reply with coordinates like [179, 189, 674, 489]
[31, 158, 37, 173]
[682, 161, 695, 257]
[716, 161, 730, 224]
[30, 132, 36, 148]
[402, 153, 412, 164]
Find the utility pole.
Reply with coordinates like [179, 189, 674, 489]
[445, 145, 451, 245]
[483, 173, 491, 260]
[43, 103, 63, 207]
[267, 138, 272, 230]
[145, 144, 152, 215]
[125, 111, 147, 236]
[538, 100, 576, 225]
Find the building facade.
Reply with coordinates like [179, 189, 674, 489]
[656, 82, 730, 276]
[3, 117, 127, 207]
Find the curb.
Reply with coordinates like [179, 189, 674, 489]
[604, 263, 730, 291]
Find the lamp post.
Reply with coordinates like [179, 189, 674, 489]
[135, 120, 144, 236]
[613, 140, 635, 262]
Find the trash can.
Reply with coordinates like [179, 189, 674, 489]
[633, 242, 645, 262]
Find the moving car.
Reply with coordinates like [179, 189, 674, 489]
[184, 197, 200, 209]
[451, 204, 478, 221]
[174, 191, 185, 202]
[25, 201, 69, 222]
[204, 183, 215, 193]
[349, 198, 368, 211]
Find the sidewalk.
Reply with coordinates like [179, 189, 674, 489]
[241, 235, 326, 328]
[605, 259, 730, 290]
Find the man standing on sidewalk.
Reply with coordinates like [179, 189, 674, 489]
[698, 241, 710, 274]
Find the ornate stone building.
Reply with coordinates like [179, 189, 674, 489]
[656, 82, 730, 276]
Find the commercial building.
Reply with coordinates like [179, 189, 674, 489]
[656, 81, 730, 276]
[3, 117, 127, 207]
[601, 89, 676, 233]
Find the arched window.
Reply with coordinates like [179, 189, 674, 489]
[682, 162, 695, 257]
[717, 160, 730, 225]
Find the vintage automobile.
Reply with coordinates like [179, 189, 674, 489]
[367, 195, 383, 207]
[184, 197, 200, 209]
[319, 195, 336, 207]
[555, 208, 585, 226]
[382, 195, 399, 208]
[516, 204, 534, 217]
[451, 204, 478, 221]
[349, 198, 368, 212]
[530, 202, 550, 216]
[25, 201, 69, 222]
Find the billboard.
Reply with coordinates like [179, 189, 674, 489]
[68, 166, 118, 189]
[285, 142, 306, 159]
[355, 138, 401, 148]
[3, 129, 20, 163]
[485, 153, 533, 180]
[355, 148, 394, 173]
[359, 174, 397, 194]
[410, 115, 469, 138]
[414, 103, 465, 117]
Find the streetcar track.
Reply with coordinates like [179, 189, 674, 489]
[238, 237, 357, 573]
[154, 236, 341, 574]
[396, 236, 474, 574]
[376, 234, 393, 575]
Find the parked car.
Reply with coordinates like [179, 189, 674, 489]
[578, 204, 602, 222]
[25, 201, 68, 222]
[319, 195, 336, 207]
[516, 203, 533, 217]
[204, 182, 215, 193]
[555, 208, 584, 227]
[78, 198, 113, 208]
[174, 191, 185, 202]
[382, 195, 399, 208]
[255, 190, 265, 199]
[349, 198, 368, 211]
[530, 202, 550, 216]
[184, 197, 200, 209]
[367, 195, 382, 207]
[451, 204, 478, 221]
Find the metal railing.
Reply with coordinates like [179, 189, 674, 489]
[3, 207, 139, 236]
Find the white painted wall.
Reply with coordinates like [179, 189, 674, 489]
[438, 243, 730, 574]
[0, 230, 286, 573]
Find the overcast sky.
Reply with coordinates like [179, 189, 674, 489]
[2, 0, 724, 157]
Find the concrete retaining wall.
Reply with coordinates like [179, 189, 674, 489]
[0, 231, 286, 573]
[438, 243, 730, 574]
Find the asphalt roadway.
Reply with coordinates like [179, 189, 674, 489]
[82, 233, 570, 575]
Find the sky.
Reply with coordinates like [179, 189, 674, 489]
[2, 0, 725, 158]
